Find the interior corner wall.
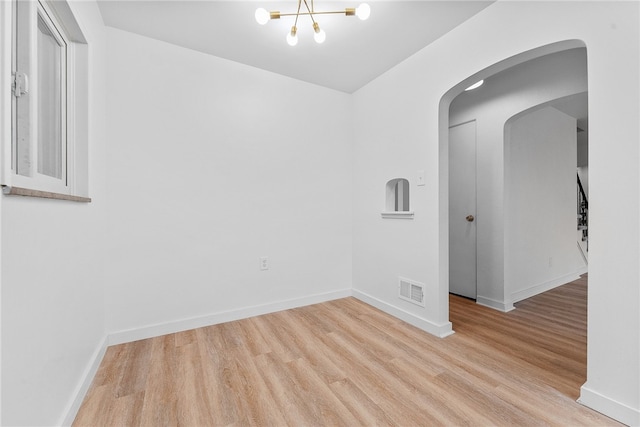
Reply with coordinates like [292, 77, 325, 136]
[448, 48, 587, 308]
[0, 1, 108, 425]
[104, 27, 353, 337]
[352, 1, 639, 424]
[504, 107, 581, 301]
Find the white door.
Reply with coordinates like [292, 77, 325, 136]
[449, 121, 477, 299]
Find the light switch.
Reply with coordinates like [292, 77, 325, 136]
[417, 170, 425, 186]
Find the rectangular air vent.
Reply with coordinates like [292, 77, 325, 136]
[398, 277, 425, 307]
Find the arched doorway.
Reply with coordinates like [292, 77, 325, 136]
[439, 40, 588, 311]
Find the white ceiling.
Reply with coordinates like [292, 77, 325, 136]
[97, 0, 494, 93]
[551, 92, 588, 131]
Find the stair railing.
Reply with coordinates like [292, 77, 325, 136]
[577, 174, 588, 249]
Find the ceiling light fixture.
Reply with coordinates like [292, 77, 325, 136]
[255, 0, 370, 46]
[465, 80, 484, 91]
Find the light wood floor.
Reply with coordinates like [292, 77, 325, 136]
[74, 275, 620, 426]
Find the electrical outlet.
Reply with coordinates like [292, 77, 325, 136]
[260, 256, 269, 271]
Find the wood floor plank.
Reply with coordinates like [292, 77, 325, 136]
[74, 276, 621, 426]
[71, 384, 117, 426]
[114, 338, 154, 399]
[324, 330, 447, 426]
[106, 390, 145, 426]
[225, 338, 288, 426]
[138, 335, 178, 426]
[329, 378, 397, 426]
[279, 309, 347, 384]
[249, 312, 302, 363]
[174, 329, 196, 348]
[253, 352, 322, 426]
[235, 317, 271, 357]
[174, 342, 215, 425]
[195, 326, 242, 425]
[285, 358, 359, 426]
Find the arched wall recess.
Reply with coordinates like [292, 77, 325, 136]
[382, 178, 414, 219]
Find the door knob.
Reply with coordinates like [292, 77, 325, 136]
[466, 215, 475, 222]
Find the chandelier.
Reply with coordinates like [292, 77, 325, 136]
[255, 0, 371, 46]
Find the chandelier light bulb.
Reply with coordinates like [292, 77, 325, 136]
[255, 8, 270, 25]
[314, 29, 326, 44]
[287, 26, 298, 46]
[355, 3, 370, 20]
[313, 23, 326, 43]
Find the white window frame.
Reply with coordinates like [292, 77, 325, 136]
[2, 0, 88, 201]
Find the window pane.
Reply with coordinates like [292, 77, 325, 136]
[37, 14, 64, 179]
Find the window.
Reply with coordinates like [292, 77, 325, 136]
[6, 0, 89, 201]
[36, 10, 66, 181]
[382, 178, 414, 219]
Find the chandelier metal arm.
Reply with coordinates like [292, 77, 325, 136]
[275, 9, 356, 18]
[255, 1, 369, 45]
[293, 0, 302, 27]
[302, 0, 317, 25]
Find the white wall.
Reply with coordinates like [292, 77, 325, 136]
[449, 48, 587, 309]
[505, 107, 582, 301]
[0, 1, 108, 426]
[353, 1, 639, 424]
[578, 132, 588, 197]
[104, 28, 353, 339]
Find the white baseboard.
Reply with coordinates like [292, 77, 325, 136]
[579, 383, 640, 426]
[510, 272, 580, 303]
[352, 289, 454, 338]
[60, 336, 108, 426]
[108, 288, 353, 346]
[476, 295, 515, 312]
[576, 265, 588, 276]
